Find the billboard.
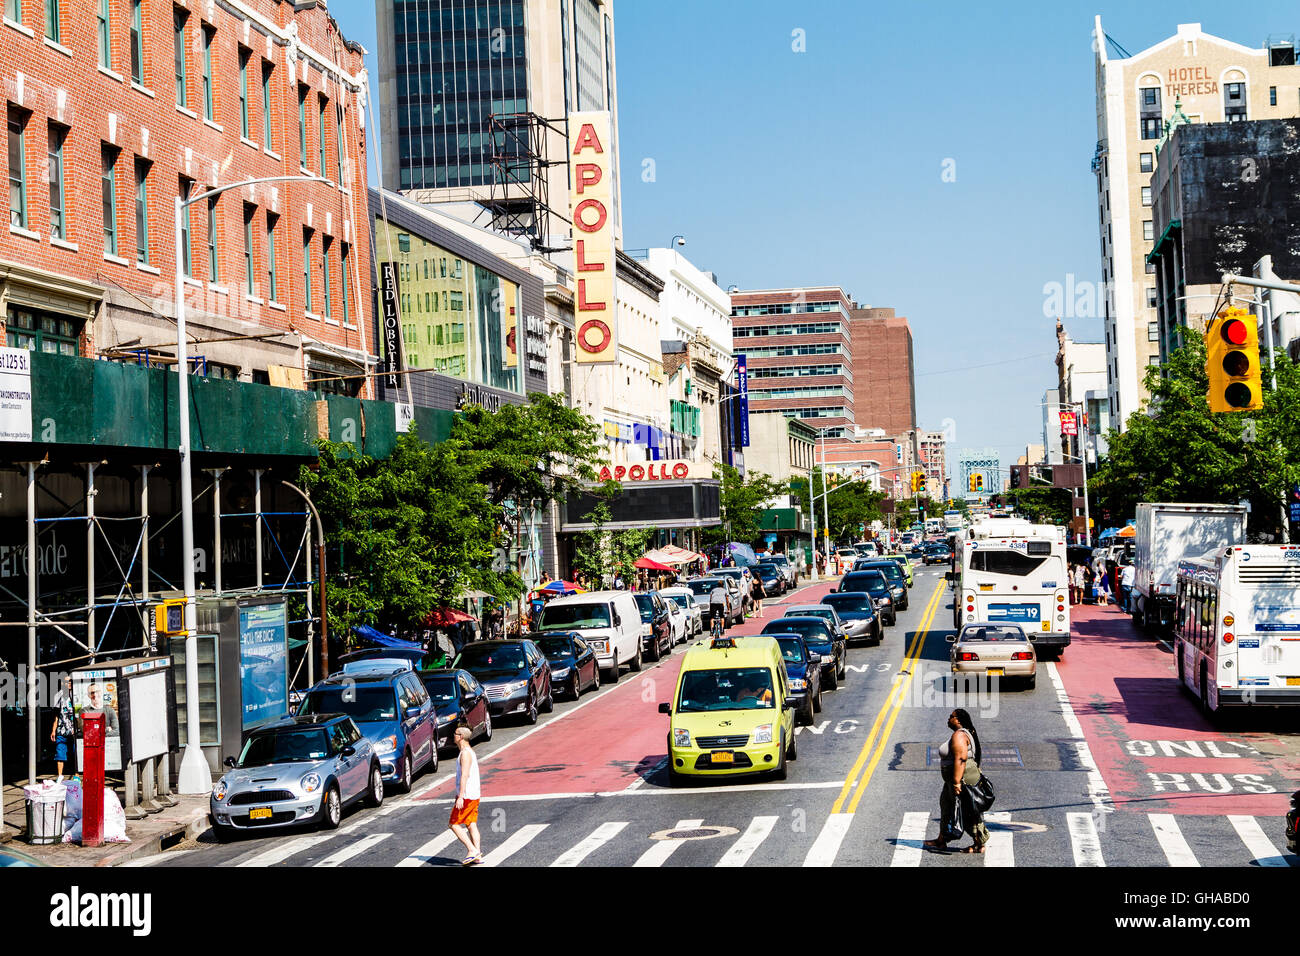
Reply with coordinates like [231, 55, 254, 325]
[238, 600, 289, 730]
[379, 260, 404, 388]
[1059, 410, 1078, 436]
[568, 111, 617, 364]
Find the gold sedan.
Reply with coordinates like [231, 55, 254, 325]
[947, 622, 1037, 689]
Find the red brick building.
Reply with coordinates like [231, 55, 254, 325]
[1, 0, 372, 392]
[731, 287, 855, 436]
[847, 306, 915, 435]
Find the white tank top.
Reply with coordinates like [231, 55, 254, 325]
[456, 748, 481, 800]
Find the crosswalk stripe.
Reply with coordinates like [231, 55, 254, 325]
[550, 821, 628, 867]
[481, 824, 548, 867]
[984, 811, 1013, 867]
[315, 832, 391, 867]
[1149, 814, 1199, 867]
[235, 832, 337, 868]
[890, 811, 929, 867]
[1227, 815, 1291, 867]
[1066, 812, 1105, 866]
[804, 812, 853, 866]
[634, 819, 703, 867]
[395, 831, 460, 867]
[717, 816, 778, 867]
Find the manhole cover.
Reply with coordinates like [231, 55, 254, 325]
[649, 825, 739, 842]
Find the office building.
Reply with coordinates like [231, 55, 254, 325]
[848, 305, 916, 435]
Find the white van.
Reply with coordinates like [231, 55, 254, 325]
[534, 590, 642, 681]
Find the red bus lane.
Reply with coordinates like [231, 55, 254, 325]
[417, 576, 843, 801]
[1056, 603, 1297, 816]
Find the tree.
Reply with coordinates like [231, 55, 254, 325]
[789, 468, 884, 543]
[572, 500, 651, 589]
[1010, 486, 1073, 525]
[704, 464, 787, 548]
[1091, 329, 1300, 539]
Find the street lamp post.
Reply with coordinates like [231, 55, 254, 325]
[174, 173, 330, 795]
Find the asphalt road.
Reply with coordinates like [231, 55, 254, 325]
[147, 567, 1298, 868]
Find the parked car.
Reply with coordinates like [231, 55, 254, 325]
[634, 591, 674, 661]
[782, 603, 848, 640]
[769, 554, 799, 587]
[660, 586, 703, 638]
[535, 590, 643, 680]
[752, 562, 786, 597]
[770, 632, 823, 725]
[453, 639, 555, 724]
[821, 591, 882, 644]
[851, 560, 909, 610]
[947, 622, 1038, 689]
[210, 714, 382, 839]
[761, 617, 846, 690]
[530, 632, 601, 700]
[417, 667, 493, 753]
[298, 667, 437, 793]
[839, 570, 896, 626]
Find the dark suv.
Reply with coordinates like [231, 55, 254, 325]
[852, 560, 909, 610]
[634, 592, 674, 661]
[453, 639, 554, 725]
[839, 570, 896, 626]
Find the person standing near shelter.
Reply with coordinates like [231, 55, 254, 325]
[50, 675, 76, 781]
[1120, 561, 1136, 613]
[448, 726, 483, 865]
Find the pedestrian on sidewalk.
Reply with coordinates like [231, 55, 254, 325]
[1120, 562, 1135, 612]
[1070, 563, 1085, 605]
[448, 726, 482, 865]
[751, 574, 767, 618]
[922, 708, 989, 854]
[50, 675, 76, 781]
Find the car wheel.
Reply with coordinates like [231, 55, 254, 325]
[667, 760, 684, 788]
[631, 642, 643, 672]
[824, 667, 838, 691]
[786, 728, 797, 761]
[541, 681, 554, 713]
[212, 822, 236, 843]
[812, 684, 822, 713]
[480, 711, 493, 742]
[604, 651, 619, 683]
[837, 655, 846, 680]
[570, 674, 582, 700]
[427, 741, 438, 774]
[799, 702, 813, 726]
[365, 763, 385, 808]
[647, 635, 660, 663]
[526, 693, 539, 725]
[774, 735, 788, 780]
[1026, 671, 1037, 691]
[396, 751, 413, 794]
[319, 785, 342, 830]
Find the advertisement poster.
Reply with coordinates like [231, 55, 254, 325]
[1059, 410, 1078, 436]
[0, 346, 33, 442]
[239, 601, 289, 730]
[73, 672, 122, 772]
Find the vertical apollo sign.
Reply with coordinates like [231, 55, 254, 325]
[736, 353, 750, 447]
[379, 260, 404, 388]
[569, 111, 617, 363]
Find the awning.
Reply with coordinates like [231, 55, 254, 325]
[351, 624, 423, 651]
[644, 545, 706, 566]
[426, 606, 476, 627]
[635, 556, 676, 571]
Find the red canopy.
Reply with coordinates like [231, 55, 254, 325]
[634, 556, 675, 571]
[426, 606, 476, 627]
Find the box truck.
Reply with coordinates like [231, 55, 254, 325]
[1132, 502, 1247, 631]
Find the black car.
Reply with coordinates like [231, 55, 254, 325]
[821, 591, 882, 644]
[452, 639, 554, 725]
[634, 592, 674, 661]
[839, 570, 896, 626]
[855, 560, 909, 610]
[753, 562, 785, 596]
[761, 617, 846, 690]
[532, 631, 601, 700]
[769, 554, 798, 587]
[923, 543, 952, 565]
[417, 668, 493, 753]
[770, 632, 822, 725]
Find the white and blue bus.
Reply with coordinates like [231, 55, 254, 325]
[953, 519, 1070, 651]
[1174, 545, 1300, 712]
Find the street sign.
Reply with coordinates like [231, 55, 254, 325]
[1290, 502, 1300, 524]
[1059, 410, 1078, 436]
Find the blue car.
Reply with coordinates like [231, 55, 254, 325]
[298, 665, 437, 793]
[761, 617, 846, 691]
[821, 591, 883, 644]
[770, 632, 823, 726]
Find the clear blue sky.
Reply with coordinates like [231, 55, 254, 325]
[331, 0, 1298, 476]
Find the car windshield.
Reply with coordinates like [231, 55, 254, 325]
[866, 563, 903, 583]
[667, 595, 692, 610]
[455, 644, 529, 679]
[766, 620, 830, 647]
[775, 637, 805, 664]
[420, 676, 459, 704]
[538, 603, 610, 629]
[634, 594, 656, 621]
[961, 626, 1027, 642]
[755, 564, 777, 575]
[789, 608, 832, 623]
[824, 594, 871, 613]
[686, 579, 718, 596]
[677, 667, 775, 712]
[771, 556, 789, 566]
[536, 637, 575, 658]
[843, 572, 888, 595]
[237, 728, 332, 766]
[300, 686, 397, 722]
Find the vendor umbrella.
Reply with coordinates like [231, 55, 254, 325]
[426, 606, 476, 627]
[634, 556, 675, 572]
[540, 580, 584, 594]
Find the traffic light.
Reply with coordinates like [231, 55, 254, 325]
[911, 471, 924, 493]
[1206, 307, 1263, 412]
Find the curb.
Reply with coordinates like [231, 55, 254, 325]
[104, 808, 211, 868]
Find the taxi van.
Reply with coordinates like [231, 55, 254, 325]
[658, 634, 798, 786]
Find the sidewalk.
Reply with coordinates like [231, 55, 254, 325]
[1, 780, 210, 866]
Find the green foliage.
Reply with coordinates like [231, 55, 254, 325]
[1010, 486, 1073, 525]
[704, 464, 787, 547]
[789, 468, 884, 543]
[572, 500, 652, 589]
[1091, 329, 1300, 537]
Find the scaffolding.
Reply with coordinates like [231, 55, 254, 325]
[482, 111, 571, 254]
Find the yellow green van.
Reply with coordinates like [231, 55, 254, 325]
[658, 635, 798, 785]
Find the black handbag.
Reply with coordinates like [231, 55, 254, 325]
[942, 797, 965, 842]
[967, 773, 996, 814]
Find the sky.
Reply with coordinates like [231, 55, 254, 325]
[330, 0, 1300, 475]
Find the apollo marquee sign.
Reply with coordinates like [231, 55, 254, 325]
[597, 461, 714, 482]
[568, 111, 617, 364]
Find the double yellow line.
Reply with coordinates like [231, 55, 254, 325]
[829, 578, 946, 815]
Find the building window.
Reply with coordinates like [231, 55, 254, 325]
[174, 9, 187, 108]
[1146, 259, 1156, 274]
[202, 26, 215, 121]
[298, 85, 307, 167]
[1141, 186, 1152, 206]
[238, 48, 250, 139]
[1224, 82, 1246, 122]
[1148, 322, 1159, 342]
[1143, 220, 1154, 241]
[1140, 117, 1161, 140]
[1146, 287, 1157, 308]
[45, 0, 57, 42]
[318, 97, 327, 178]
[243, 203, 255, 294]
[340, 243, 350, 324]
[6, 307, 80, 355]
[47, 123, 65, 239]
[335, 102, 344, 182]
[7, 108, 26, 231]
[179, 178, 192, 276]
[302, 228, 312, 312]
[321, 236, 332, 319]
[97, 0, 111, 70]
[130, 0, 144, 85]
[206, 196, 218, 282]
[134, 158, 149, 263]
[262, 63, 273, 151]
[101, 146, 118, 256]
[1270, 86, 1277, 106]
[1140, 152, 1153, 173]
[265, 212, 278, 302]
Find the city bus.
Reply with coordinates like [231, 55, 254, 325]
[952, 518, 1070, 652]
[1174, 545, 1300, 713]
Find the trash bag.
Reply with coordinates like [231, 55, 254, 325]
[61, 787, 131, 844]
[62, 777, 84, 829]
[967, 774, 996, 814]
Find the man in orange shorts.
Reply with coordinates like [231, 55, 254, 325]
[448, 726, 482, 864]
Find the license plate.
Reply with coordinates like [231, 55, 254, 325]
[710, 751, 735, 764]
[986, 668, 1005, 677]
[1288, 677, 1300, 687]
[248, 807, 273, 820]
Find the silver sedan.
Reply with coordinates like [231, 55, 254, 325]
[947, 622, 1038, 689]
